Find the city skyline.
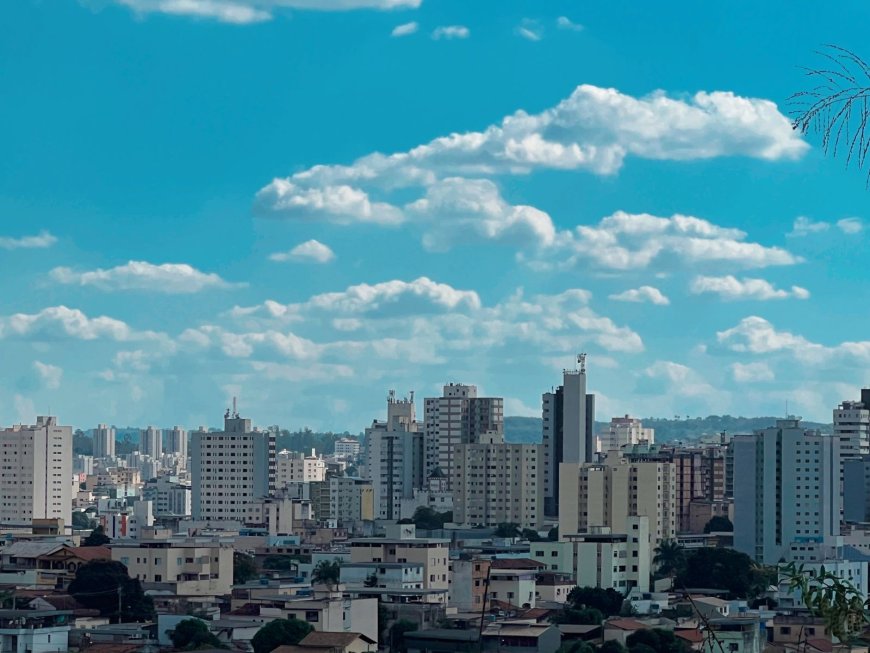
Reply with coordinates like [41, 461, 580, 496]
[4, 1, 870, 430]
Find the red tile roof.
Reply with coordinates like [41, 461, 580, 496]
[490, 558, 546, 570]
[605, 618, 649, 631]
[675, 629, 705, 644]
[299, 632, 375, 647]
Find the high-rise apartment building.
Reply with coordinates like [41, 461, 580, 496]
[0, 416, 72, 524]
[596, 416, 654, 454]
[93, 423, 115, 459]
[844, 456, 870, 523]
[190, 410, 276, 524]
[559, 453, 676, 557]
[542, 358, 595, 516]
[140, 426, 162, 459]
[277, 450, 327, 486]
[364, 392, 426, 520]
[453, 433, 543, 529]
[424, 384, 503, 487]
[733, 419, 841, 565]
[165, 426, 187, 461]
[835, 389, 870, 459]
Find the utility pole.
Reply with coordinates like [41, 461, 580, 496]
[117, 585, 122, 624]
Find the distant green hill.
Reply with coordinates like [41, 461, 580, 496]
[504, 415, 833, 444]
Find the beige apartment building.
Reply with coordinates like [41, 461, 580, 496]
[559, 454, 676, 557]
[0, 416, 72, 525]
[277, 450, 326, 487]
[349, 524, 449, 592]
[452, 434, 543, 529]
[111, 529, 233, 601]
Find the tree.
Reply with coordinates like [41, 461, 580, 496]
[312, 559, 341, 588]
[600, 640, 628, 653]
[550, 606, 604, 625]
[72, 511, 96, 530]
[409, 506, 451, 531]
[559, 642, 595, 653]
[170, 618, 226, 650]
[547, 526, 559, 541]
[566, 586, 625, 617]
[653, 540, 685, 580]
[494, 522, 521, 539]
[703, 516, 734, 533]
[364, 572, 379, 588]
[790, 46, 870, 186]
[251, 618, 314, 653]
[676, 548, 757, 597]
[82, 525, 110, 547]
[68, 560, 155, 622]
[234, 552, 258, 584]
[521, 528, 542, 542]
[389, 619, 417, 653]
[627, 628, 690, 653]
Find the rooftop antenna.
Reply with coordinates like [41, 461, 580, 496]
[233, 396, 238, 418]
[785, 400, 789, 418]
[409, 390, 415, 403]
[578, 353, 587, 374]
[388, 389, 396, 403]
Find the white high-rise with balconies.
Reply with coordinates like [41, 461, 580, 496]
[424, 384, 503, 488]
[93, 423, 116, 459]
[596, 416, 654, 454]
[140, 425, 162, 459]
[0, 416, 72, 525]
[191, 407, 276, 524]
[835, 389, 870, 461]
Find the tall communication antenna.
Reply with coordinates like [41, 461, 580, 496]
[232, 396, 238, 418]
[578, 353, 587, 374]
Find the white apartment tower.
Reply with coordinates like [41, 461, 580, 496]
[140, 425, 162, 459]
[166, 426, 188, 461]
[190, 408, 277, 524]
[424, 384, 503, 488]
[277, 450, 327, 486]
[453, 433, 543, 529]
[93, 423, 116, 459]
[0, 416, 72, 525]
[596, 416, 655, 454]
[733, 419, 841, 565]
[364, 391, 426, 520]
[542, 356, 595, 516]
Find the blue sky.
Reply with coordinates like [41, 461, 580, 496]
[2, 0, 869, 430]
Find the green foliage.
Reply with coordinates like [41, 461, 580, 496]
[599, 640, 628, 653]
[566, 586, 626, 617]
[626, 628, 690, 653]
[494, 522, 521, 538]
[703, 516, 734, 533]
[409, 507, 452, 530]
[82, 525, 110, 547]
[547, 526, 559, 541]
[73, 430, 93, 456]
[389, 619, 417, 653]
[521, 528, 542, 542]
[781, 562, 869, 642]
[68, 560, 155, 622]
[234, 552, 258, 584]
[364, 572, 379, 588]
[378, 602, 391, 641]
[676, 548, 761, 597]
[312, 560, 341, 587]
[72, 511, 96, 530]
[550, 607, 604, 625]
[275, 428, 355, 456]
[653, 541, 685, 579]
[251, 618, 314, 653]
[558, 642, 595, 653]
[170, 619, 226, 650]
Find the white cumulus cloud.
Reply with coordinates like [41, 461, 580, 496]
[391, 21, 418, 36]
[556, 16, 583, 31]
[0, 306, 163, 343]
[270, 240, 336, 264]
[515, 20, 542, 41]
[838, 217, 864, 234]
[731, 361, 774, 383]
[33, 361, 63, 390]
[609, 286, 670, 305]
[50, 261, 243, 294]
[0, 230, 57, 250]
[690, 275, 809, 301]
[113, 0, 422, 23]
[432, 25, 469, 39]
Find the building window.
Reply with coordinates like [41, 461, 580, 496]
[306, 611, 319, 622]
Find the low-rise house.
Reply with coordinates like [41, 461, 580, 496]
[535, 571, 573, 603]
[488, 559, 545, 609]
[481, 621, 561, 653]
[0, 609, 71, 653]
[702, 618, 762, 653]
[270, 631, 376, 653]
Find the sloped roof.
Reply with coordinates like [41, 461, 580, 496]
[490, 558, 546, 570]
[0, 542, 63, 558]
[605, 618, 649, 631]
[67, 546, 112, 561]
[675, 629, 705, 644]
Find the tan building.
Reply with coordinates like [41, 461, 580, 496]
[277, 450, 326, 487]
[452, 434, 543, 529]
[110, 529, 233, 603]
[596, 416, 654, 454]
[349, 524, 449, 592]
[0, 416, 72, 525]
[559, 453, 676, 556]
